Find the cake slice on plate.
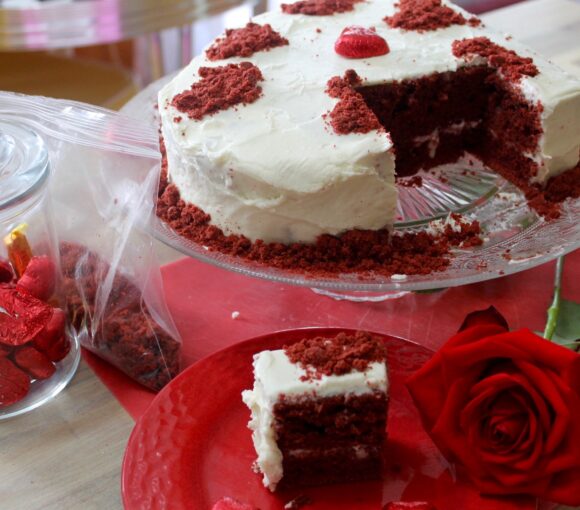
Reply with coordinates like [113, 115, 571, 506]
[242, 331, 389, 491]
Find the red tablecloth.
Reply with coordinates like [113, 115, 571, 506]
[84, 249, 580, 421]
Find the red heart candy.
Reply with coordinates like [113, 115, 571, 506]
[14, 346, 56, 380]
[335, 26, 390, 59]
[0, 259, 14, 284]
[0, 357, 31, 408]
[16, 255, 57, 301]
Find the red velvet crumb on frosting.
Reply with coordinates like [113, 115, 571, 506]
[282, 0, 363, 16]
[385, 0, 481, 32]
[452, 37, 538, 83]
[326, 70, 382, 134]
[172, 62, 263, 120]
[206, 23, 288, 61]
[284, 331, 387, 378]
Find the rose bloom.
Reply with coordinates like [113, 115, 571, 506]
[407, 307, 580, 506]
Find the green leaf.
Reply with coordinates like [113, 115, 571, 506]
[552, 299, 580, 350]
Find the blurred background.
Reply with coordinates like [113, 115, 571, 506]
[0, 0, 533, 110]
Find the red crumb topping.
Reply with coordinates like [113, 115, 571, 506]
[282, 0, 363, 16]
[398, 175, 423, 187]
[206, 23, 288, 61]
[385, 0, 480, 32]
[452, 37, 538, 83]
[526, 162, 580, 218]
[444, 213, 483, 247]
[326, 70, 382, 134]
[172, 63, 263, 120]
[157, 144, 483, 278]
[284, 331, 387, 378]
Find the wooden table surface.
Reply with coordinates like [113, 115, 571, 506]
[1, 1, 579, 508]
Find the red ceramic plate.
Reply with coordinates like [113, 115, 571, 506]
[122, 328, 535, 510]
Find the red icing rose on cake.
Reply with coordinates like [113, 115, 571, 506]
[335, 26, 390, 59]
[171, 62, 264, 120]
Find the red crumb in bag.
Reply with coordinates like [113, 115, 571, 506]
[60, 242, 181, 391]
[0, 357, 31, 407]
[16, 255, 57, 301]
[14, 346, 56, 380]
[0, 285, 53, 346]
[0, 259, 14, 283]
[32, 308, 67, 360]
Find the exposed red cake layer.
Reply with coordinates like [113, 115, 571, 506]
[206, 23, 288, 61]
[278, 446, 383, 489]
[357, 66, 493, 175]
[357, 66, 545, 191]
[326, 70, 382, 134]
[171, 62, 263, 120]
[385, 0, 480, 32]
[273, 391, 387, 490]
[274, 391, 387, 448]
[452, 37, 538, 83]
[284, 331, 387, 378]
[281, 0, 362, 15]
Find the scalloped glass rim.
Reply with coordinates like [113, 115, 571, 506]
[123, 75, 580, 292]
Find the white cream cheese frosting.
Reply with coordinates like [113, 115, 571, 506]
[159, 0, 580, 244]
[241, 348, 388, 491]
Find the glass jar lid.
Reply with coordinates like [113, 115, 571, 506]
[0, 121, 49, 209]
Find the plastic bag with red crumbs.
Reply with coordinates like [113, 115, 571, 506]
[0, 92, 181, 391]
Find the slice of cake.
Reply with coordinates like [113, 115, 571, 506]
[242, 331, 389, 491]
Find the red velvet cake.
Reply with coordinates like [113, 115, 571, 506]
[242, 331, 389, 491]
[157, 0, 580, 276]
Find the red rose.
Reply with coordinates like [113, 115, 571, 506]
[407, 307, 580, 506]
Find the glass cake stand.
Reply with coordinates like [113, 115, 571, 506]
[122, 77, 580, 300]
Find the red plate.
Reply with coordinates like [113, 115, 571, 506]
[122, 328, 535, 510]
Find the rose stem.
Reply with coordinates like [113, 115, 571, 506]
[543, 256, 565, 341]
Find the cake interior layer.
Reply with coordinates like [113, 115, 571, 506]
[278, 445, 383, 490]
[357, 66, 543, 180]
[273, 391, 388, 449]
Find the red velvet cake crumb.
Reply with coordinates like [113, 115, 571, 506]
[385, 0, 480, 32]
[206, 23, 288, 61]
[282, 0, 363, 16]
[452, 37, 538, 83]
[284, 331, 387, 378]
[172, 62, 263, 120]
[326, 70, 382, 134]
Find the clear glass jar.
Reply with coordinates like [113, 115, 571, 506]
[0, 121, 80, 420]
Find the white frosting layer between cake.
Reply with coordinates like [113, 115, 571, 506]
[241, 348, 388, 491]
[159, 0, 580, 243]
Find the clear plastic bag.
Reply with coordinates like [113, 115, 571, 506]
[0, 91, 181, 391]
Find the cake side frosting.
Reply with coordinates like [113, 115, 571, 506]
[159, 0, 580, 244]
